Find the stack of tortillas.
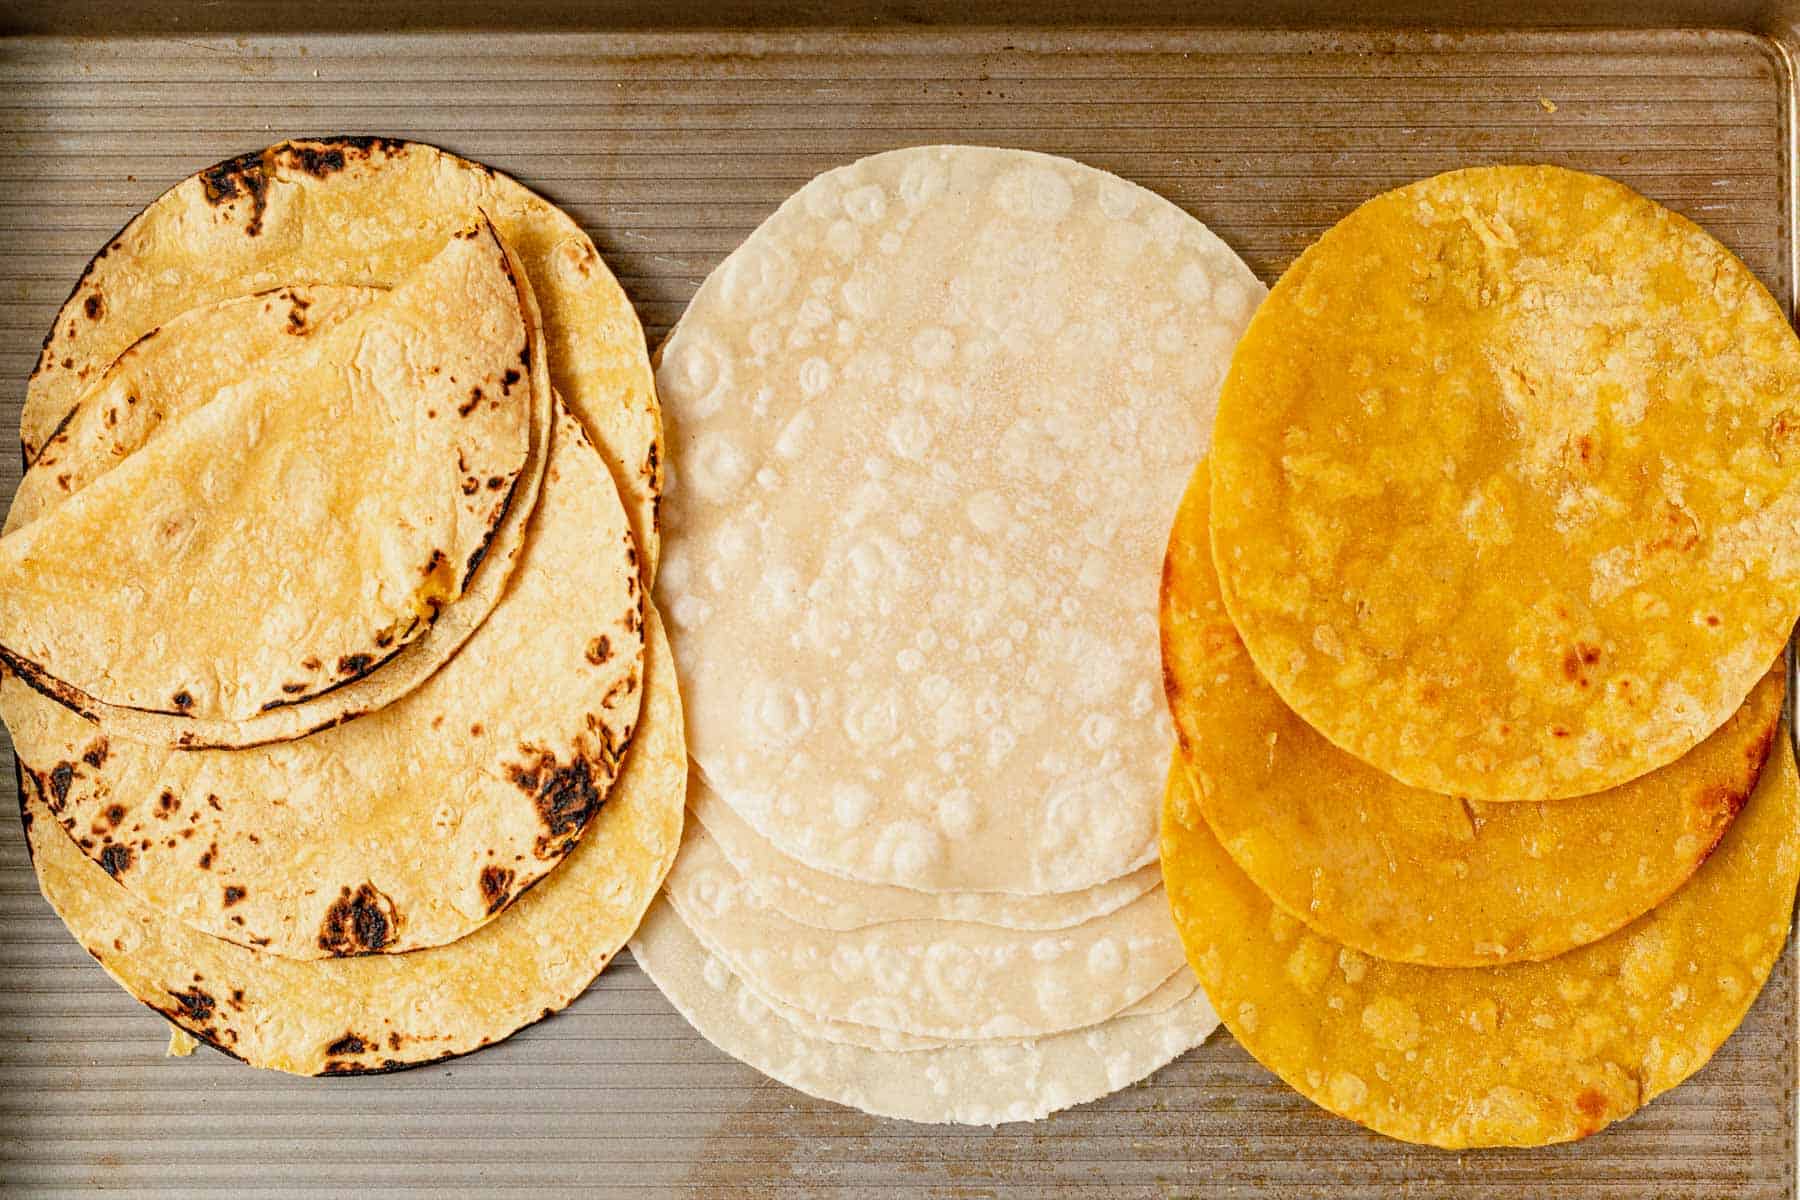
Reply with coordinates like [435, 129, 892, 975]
[1161, 165, 1800, 1147]
[4, 139, 686, 1073]
[636, 145, 1265, 1123]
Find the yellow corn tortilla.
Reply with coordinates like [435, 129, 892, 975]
[6, 402, 644, 959]
[0, 221, 542, 743]
[1163, 460, 1783, 965]
[23, 137, 662, 580]
[1161, 743, 1800, 1148]
[19, 608, 685, 1074]
[1210, 165, 1800, 801]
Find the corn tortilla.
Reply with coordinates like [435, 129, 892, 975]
[1210, 165, 1800, 801]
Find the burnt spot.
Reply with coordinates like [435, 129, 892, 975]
[325, 1032, 368, 1057]
[601, 675, 639, 711]
[471, 722, 484, 737]
[375, 629, 396, 649]
[421, 549, 448, 579]
[486, 475, 506, 490]
[302, 656, 322, 671]
[222, 885, 246, 907]
[197, 843, 218, 870]
[99, 844, 133, 877]
[479, 865, 516, 915]
[459, 387, 484, 418]
[642, 440, 660, 482]
[507, 747, 609, 859]
[207, 794, 223, 812]
[388, 1032, 403, 1051]
[288, 145, 348, 177]
[280, 681, 308, 694]
[48, 763, 74, 805]
[83, 293, 105, 321]
[586, 636, 611, 666]
[318, 882, 400, 955]
[171, 690, 194, 711]
[337, 654, 372, 676]
[103, 804, 126, 828]
[461, 477, 480, 496]
[1559, 642, 1602, 688]
[170, 987, 216, 1022]
[500, 368, 521, 394]
[230, 989, 245, 1006]
[81, 739, 108, 769]
[198, 149, 272, 237]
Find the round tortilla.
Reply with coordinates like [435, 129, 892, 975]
[0, 221, 543, 742]
[663, 817, 1185, 1040]
[629, 896, 1220, 1125]
[9, 271, 554, 750]
[656, 144, 1262, 893]
[1210, 165, 1800, 802]
[1161, 742, 1800, 1148]
[6, 403, 645, 959]
[22, 137, 662, 580]
[689, 772, 1161, 932]
[19, 608, 685, 1075]
[1163, 460, 1784, 966]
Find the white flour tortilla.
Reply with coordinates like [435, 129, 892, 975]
[662, 819, 1185, 1040]
[630, 897, 1219, 1125]
[656, 144, 1263, 893]
[688, 773, 1159, 931]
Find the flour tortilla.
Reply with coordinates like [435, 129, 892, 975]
[24, 137, 662, 579]
[1164, 460, 1784, 966]
[9, 275, 554, 750]
[7, 402, 644, 959]
[1161, 741, 1800, 1148]
[0, 221, 539, 742]
[657, 144, 1262, 893]
[20, 608, 684, 1074]
[1210, 165, 1800, 802]
[630, 896, 1219, 1125]
[689, 773, 1160, 932]
[662, 818, 1185, 1040]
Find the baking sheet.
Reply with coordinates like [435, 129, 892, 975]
[0, 21, 1794, 1198]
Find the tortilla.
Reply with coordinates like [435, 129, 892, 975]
[9, 275, 554, 750]
[1161, 741, 1800, 1148]
[23, 137, 662, 579]
[19, 607, 685, 1075]
[6, 402, 644, 959]
[689, 773, 1161, 932]
[0, 221, 540, 745]
[663, 818, 1185, 1039]
[630, 896, 1220, 1125]
[656, 144, 1262, 893]
[1163, 460, 1784, 965]
[1210, 165, 1800, 802]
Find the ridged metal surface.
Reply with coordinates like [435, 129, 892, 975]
[0, 25, 1794, 1198]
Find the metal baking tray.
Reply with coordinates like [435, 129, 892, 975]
[0, 4, 1795, 1195]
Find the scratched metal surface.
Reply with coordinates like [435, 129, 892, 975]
[0, 23, 1795, 1199]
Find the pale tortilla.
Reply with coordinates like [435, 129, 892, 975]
[1210, 165, 1800, 801]
[662, 818, 1185, 1040]
[1163, 460, 1784, 965]
[689, 772, 1160, 932]
[1161, 740, 1800, 1148]
[656, 144, 1262, 892]
[630, 896, 1220, 1125]
[23, 137, 662, 579]
[7, 403, 644, 959]
[9, 276, 554, 751]
[0, 221, 540, 741]
[20, 608, 685, 1075]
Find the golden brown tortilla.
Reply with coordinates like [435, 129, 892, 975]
[23, 137, 662, 580]
[0, 221, 542, 744]
[1163, 460, 1783, 965]
[1161, 743, 1800, 1148]
[1210, 165, 1800, 802]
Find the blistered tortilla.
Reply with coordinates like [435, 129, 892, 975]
[20, 609, 685, 1074]
[1163, 460, 1783, 965]
[7, 403, 644, 959]
[656, 144, 1262, 892]
[663, 818, 1185, 1040]
[23, 137, 662, 578]
[1210, 165, 1800, 801]
[1161, 743, 1800, 1148]
[630, 896, 1219, 1125]
[0, 222, 539, 741]
[689, 773, 1160, 932]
